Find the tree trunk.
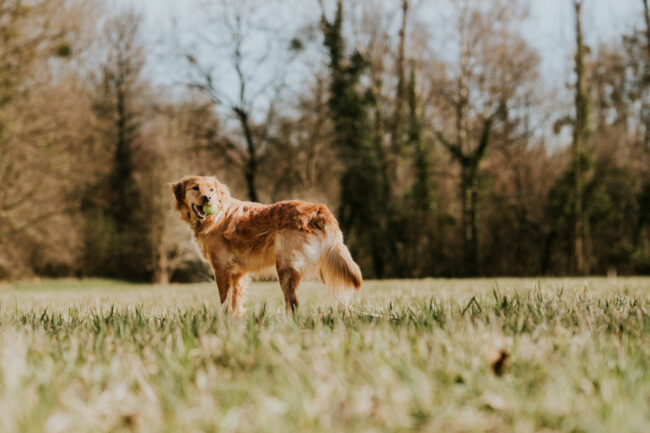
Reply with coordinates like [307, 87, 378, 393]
[643, 0, 650, 55]
[389, 0, 409, 167]
[113, 71, 134, 275]
[641, 0, 650, 153]
[460, 165, 479, 276]
[572, 0, 589, 275]
[155, 257, 170, 285]
[234, 107, 259, 202]
[460, 168, 471, 275]
[469, 168, 480, 275]
[114, 75, 129, 232]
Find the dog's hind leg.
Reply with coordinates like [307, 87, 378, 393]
[277, 266, 301, 315]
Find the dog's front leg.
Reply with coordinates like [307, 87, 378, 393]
[214, 270, 230, 306]
[214, 266, 246, 317]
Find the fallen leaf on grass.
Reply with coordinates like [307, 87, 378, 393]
[490, 349, 509, 376]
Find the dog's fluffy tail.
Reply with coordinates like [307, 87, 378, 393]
[320, 240, 362, 305]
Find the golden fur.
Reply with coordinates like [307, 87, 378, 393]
[171, 176, 362, 316]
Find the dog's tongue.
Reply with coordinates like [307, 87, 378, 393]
[192, 204, 207, 219]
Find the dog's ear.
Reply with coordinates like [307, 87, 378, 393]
[210, 176, 221, 191]
[171, 181, 185, 202]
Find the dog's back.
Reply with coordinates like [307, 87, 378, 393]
[225, 200, 362, 306]
[229, 200, 360, 280]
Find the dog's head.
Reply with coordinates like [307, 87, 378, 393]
[170, 176, 230, 225]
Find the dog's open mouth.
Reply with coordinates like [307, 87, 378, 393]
[192, 204, 207, 220]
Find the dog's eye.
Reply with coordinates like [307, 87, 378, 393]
[192, 186, 199, 191]
[210, 188, 214, 192]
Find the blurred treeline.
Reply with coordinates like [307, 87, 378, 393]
[1, 0, 649, 282]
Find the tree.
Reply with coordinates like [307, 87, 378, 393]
[320, 0, 389, 277]
[637, 0, 650, 272]
[400, 65, 439, 276]
[182, 0, 300, 202]
[408, 67, 433, 215]
[432, 0, 535, 275]
[84, 10, 152, 280]
[0, 0, 80, 277]
[388, 0, 410, 177]
[642, 0, 650, 59]
[261, 74, 339, 201]
[142, 100, 218, 284]
[570, 0, 593, 274]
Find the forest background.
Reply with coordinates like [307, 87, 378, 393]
[2, 0, 649, 282]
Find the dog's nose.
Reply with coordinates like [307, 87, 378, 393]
[201, 195, 210, 203]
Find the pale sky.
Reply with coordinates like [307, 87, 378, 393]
[528, 0, 642, 76]
[116, 0, 643, 83]
[112, 0, 644, 127]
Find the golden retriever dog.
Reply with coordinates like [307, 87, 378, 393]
[171, 176, 362, 316]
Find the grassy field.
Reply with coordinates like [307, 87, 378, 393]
[0, 278, 648, 433]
